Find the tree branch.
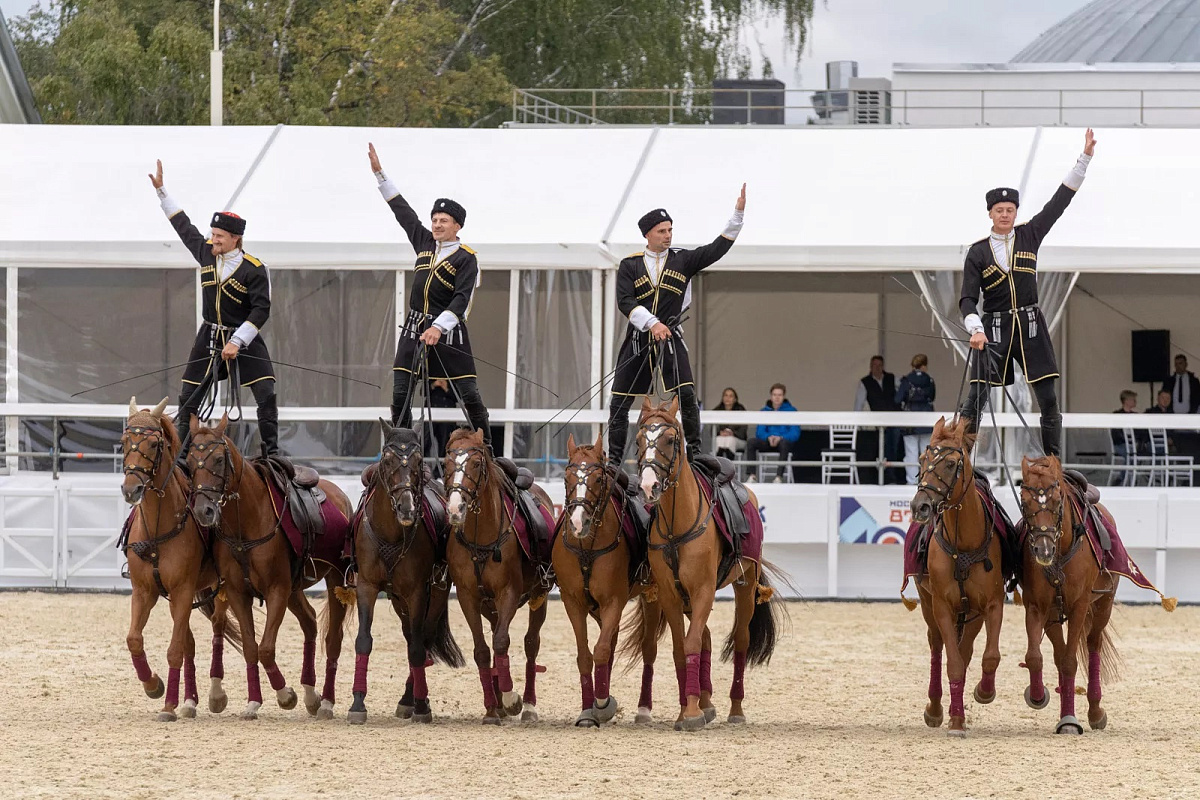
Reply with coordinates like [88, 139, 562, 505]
[328, 0, 406, 112]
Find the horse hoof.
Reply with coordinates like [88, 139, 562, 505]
[1056, 715, 1084, 735]
[276, 687, 298, 711]
[947, 728, 967, 739]
[947, 715, 966, 738]
[347, 710, 367, 725]
[209, 693, 228, 715]
[1024, 685, 1050, 710]
[593, 696, 618, 724]
[240, 701, 262, 720]
[179, 700, 197, 719]
[157, 710, 177, 723]
[702, 706, 717, 723]
[924, 704, 944, 728]
[1089, 710, 1108, 731]
[678, 714, 707, 732]
[482, 715, 503, 726]
[727, 714, 747, 725]
[502, 691, 523, 717]
[634, 707, 653, 724]
[973, 684, 996, 705]
[520, 705, 539, 723]
[315, 700, 334, 721]
[145, 675, 165, 700]
[395, 702, 414, 720]
[575, 710, 600, 728]
[303, 685, 321, 716]
[412, 712, 433, 724]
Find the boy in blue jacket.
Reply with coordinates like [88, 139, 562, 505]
[746, 383, 800, 482]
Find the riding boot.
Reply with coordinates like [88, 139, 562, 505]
[607, 396, 634, 471]
[257, 394, 280, 458]
[1040, 413, 1063, 458]
[677, 385, 702, 462]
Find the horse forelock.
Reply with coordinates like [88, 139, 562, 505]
[126, 411, 182, 466]
[1023, 455, 1063, 486]
[385, 426, 421, 451]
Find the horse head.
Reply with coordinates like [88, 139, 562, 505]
[443, 427, 490, 527]
[121, 396, 172, 505]
[910, 416, 975, 525]
[378, 419, 425, 528]
[636, 395, 683, 506]
[1021, 455, 1065, 568]
[187, 413, 235, 529]
[564, 430, 609, 539]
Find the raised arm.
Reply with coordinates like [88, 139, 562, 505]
[1025, 128, 1096, 244]
[681, 183, 746, 278]
[150, 159, 211, 266]
[369, 142, 434, 254]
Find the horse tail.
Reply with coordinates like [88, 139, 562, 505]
[424, 601, 466, 668]
[317, 592, 356, 652]
[1078, 610, 1123, 685]
[618, 592, 667, 673]
[195, 589, 243, 654]
[723, 559, 795, 667]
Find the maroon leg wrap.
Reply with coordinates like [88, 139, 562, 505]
[210, 636, 224, 680]
[322, 658, 337, 703]
[685, 653, 701, 700]
[730, 651, 747, 701]
[184, 659, 198, 704]
[523, 660, 537, 706]
[699, 650, 713, 696]
[494, 654, 513, 693]
[265, 663, 286, 692]
[132, 653, 153, 683]
[412, 664, 429, 700]
[580, 673, 595, 711]
[479, 667, 497, 710]
[928, 651, 942, 701]
[247, 664, 263, 705]
[1060, 672, 1076, 718]
[639, 664, 654, 710]
[979, 670, 996, 696]
[594, 662, 611, 701]
[949, 679, 965, 718]
[352, 653, 369, 696]
[1087, 651, 1102, 703]
[1029, 667, 1046, 703]
[301, 640, 316, 687]
[165, 667, 181, 708]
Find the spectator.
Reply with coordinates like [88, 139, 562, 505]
[713, 387, 747, 461]
[895, 354, 937, 485]
[854, 355, 903, 484]
[1147, 389, 1173, 415]
[1111, 390, 1147, 483]
[746, 383, 800, 483]
[1161, 355, 1200, 414]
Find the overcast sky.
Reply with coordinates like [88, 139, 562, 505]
[4, 0, 1095, 84]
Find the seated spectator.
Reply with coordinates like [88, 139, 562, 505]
[746, 383, 800, 483]
[713, 387, 747, 460]
[895, 354, 936, 485]
[1147, 389, 1173, 415]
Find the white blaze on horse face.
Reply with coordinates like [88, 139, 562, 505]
[447, 451, 471, 520]
[569, 463, 588, 534]
[640, 429, 661, 499]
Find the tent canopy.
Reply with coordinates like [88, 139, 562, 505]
[0, 123, 1197, 272]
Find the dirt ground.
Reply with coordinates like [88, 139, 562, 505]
[0, 593, 1196, 800]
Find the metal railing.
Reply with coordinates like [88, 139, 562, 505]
[509, 86, 1200, 128]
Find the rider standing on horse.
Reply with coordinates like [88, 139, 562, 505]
[960, 129, 1097, 457]
[150, 160, 279, 457]
[368, 144, 492, 450]
[607, 185, 747, 471]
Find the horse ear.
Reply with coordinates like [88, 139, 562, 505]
[1021, 455, 1030, 470]
[640, 396, 653, 416]
[129, 396, 139, 417]
[151, 397, 168, 420]
[215, 413, 229, 437]
[567, 433, 577, 454]
[472, 428, 484, 444]
[667, 394, 680, 418]
[593, 428, 604, 453]
[380, 417, 394, 437]
[933, 416, 946, 437]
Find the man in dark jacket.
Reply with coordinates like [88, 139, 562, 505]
[1161, 355, 1200, 415]
[855, 356, 902, 483]
[746, 383, 800, 482]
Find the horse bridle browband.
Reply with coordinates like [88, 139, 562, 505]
[122, 425, 171, 497]
[638, 421, 682, 494]
[917, 445, 968, 511]
[380, 439, 423, 520]
[445, 444, 491, 517]
[563, 459, 611, 538]
[190, 436, 241, 507]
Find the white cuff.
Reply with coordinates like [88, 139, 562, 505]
[1063, 152, 1092, 191]
[374, 169, 388, 184]
[964, 313, 984, 335]
[723, 209, 744, 239]
[378, 178, 400, 201]
[629, 306, 658, 332]
[159, 190, 182, 218]
[432, 310, 459, 333]
[231, 321, 258, 347]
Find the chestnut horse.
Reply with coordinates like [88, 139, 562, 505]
[909, 416, 1006, 737]
[186, 414, 353, 720]
[347, 423, 464, 724]
[120, 396, 239, 721]
[444, 428, 553, 724]
[553, 431, 662, 727]
[634, 397, 785, 731]
[1018, 455, 1118, 735]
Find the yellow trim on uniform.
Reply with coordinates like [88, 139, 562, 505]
[393, 365, 477, 380]
[168, 210, 184, 220]
[240, 375, 275, 387]
[181, 378, 202, 385]
[1013, 266, 1037, 275]
[243, 254, 263, 267]
[1015, 251, 1036, 262]
[1027, 372, 1060, 384]
[460, 244, 476, 255]
[626, 251, 645, 259]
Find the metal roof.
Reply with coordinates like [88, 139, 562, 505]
[1013, 0, 1200, 63]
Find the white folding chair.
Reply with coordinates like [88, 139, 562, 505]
[756, 451, 794, 483]
[821, 425, 858, 484]
[1148, 428, 1194, 487]
[1120, 428, 1155, 486]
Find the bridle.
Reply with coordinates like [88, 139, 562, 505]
[1020, 472, 1083, 626]
[444, 443, 491, 519]
[916, 445, 969, 513]
[445, 441, 514, 594]
[122, 424, 172, 498]
[637, 420, 682, 497]
[379, 438, 424, 523]
[189, 434, 241, 509]
[563, 458, 611, 540]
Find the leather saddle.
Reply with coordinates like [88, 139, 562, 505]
[607, 465, 653, 542]
[258, 455, 327, 574]
[495, 456, 551, 563]
[1063, 469, 1110, 551]
[692, 453, 752, 538]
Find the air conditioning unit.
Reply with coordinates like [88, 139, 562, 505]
[850, 78, 892, 125]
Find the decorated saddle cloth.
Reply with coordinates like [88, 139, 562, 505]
[901, 474, 1020, 597]
[694, 469, 764, 585]
[265, 477, 350, 569]
[504, 491, 555, 566]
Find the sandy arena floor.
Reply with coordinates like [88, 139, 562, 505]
[0, 593, 1196, 800]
